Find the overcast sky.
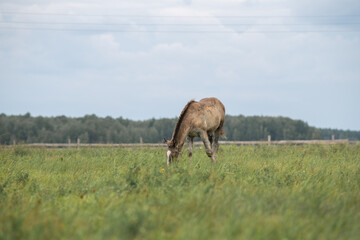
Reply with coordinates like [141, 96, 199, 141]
[0, 0, 359, 130]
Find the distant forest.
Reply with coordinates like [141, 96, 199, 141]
[0, 113, 359, 144]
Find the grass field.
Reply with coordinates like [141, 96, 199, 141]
[1, 144, 359, 240]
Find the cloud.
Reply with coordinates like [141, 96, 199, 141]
[0, 0, 359, 129]
[291, 0, 360, 15]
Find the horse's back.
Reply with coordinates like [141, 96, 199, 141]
[188, 97, 225, 131]
[199, 97, 225, 121]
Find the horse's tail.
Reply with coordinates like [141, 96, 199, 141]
[219, 127, 226, 139]
[218, 120, 226, 139]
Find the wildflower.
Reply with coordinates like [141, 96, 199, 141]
[160, 168, 165, 173]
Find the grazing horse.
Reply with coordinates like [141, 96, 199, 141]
[164, 97, 225, 165]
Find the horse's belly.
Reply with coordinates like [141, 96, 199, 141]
[188, 130, 201, 138]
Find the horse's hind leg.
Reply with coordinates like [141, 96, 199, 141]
[212, 128, 222, 161]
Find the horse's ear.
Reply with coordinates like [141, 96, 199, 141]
[163, 138, 171, 146]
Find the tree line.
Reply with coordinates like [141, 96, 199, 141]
[0, 113, 359, 144]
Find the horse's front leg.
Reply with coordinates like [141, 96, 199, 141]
[200, 131, 215, 162]
[187, 137, 194, 163]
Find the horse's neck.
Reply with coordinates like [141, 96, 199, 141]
[173, 123, 189, 150]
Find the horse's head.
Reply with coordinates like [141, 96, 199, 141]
[163, 138, 179, 165]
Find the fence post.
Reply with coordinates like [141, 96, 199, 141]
[267, 135, 271, 145]
[331, 135, 335, 142]
[68, 138, 71, 147]
[77, 138, 80, 148]
[13, 139, 16, 146]
[140, 137, 143, 144]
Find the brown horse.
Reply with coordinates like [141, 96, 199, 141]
[164, 97, 225, 165]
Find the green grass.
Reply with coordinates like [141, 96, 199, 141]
[1, 144, 359, 240]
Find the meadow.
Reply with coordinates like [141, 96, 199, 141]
[0, 144, 359, 240]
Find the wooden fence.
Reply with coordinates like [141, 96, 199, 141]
[10, 139, 357, 148]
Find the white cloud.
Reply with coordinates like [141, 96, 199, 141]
[0, 0, 359, 129]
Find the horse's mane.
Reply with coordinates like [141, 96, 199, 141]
[170, 99, 196, 146]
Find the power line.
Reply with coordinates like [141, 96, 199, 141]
[1, 27, 359, 33]
[2, 11, 360, 18]
[1, 21, 360, 26]
[2, 12, 359, 33]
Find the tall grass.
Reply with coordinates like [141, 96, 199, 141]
[1, 144, 359, 239]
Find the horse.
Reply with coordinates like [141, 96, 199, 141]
[163, 97, 225, 165]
